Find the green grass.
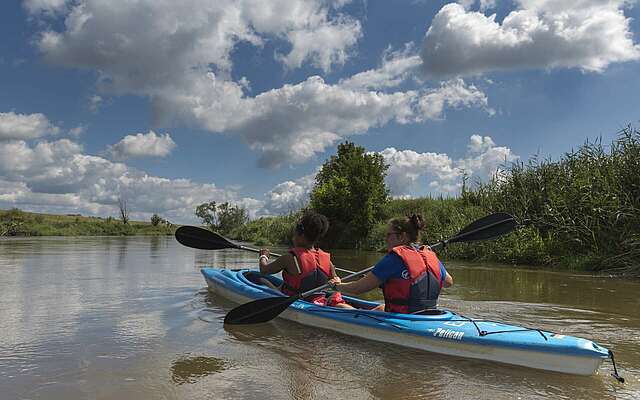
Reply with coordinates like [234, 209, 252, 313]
[0, 209, 175, 236]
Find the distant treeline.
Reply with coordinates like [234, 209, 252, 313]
[232, 126, 640, 276]
[0, 209, 174, 236]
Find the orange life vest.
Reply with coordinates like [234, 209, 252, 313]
[382, 245, 443, 313]
[281, 247, 332, 296]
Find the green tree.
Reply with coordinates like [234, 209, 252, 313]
[217, 202, 249, 235]
[195, 201, 248, 234]
[310, 141, 389, 247]
[150, 214, 164, 226]
[195, 201, 218, 227]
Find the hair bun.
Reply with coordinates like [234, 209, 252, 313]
[299, 211, 329, 243]
[409, 214, 425, 231]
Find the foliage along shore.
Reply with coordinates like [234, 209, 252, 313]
[0, 209, 175, 236]
[231, 126, 640, 277]
[3, 125, 639, 276]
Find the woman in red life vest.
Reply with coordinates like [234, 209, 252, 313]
[258, 212, 353, 309]
[332, 214, 453, 313]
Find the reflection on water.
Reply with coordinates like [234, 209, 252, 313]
[0, 236, 638, 400]
[171, 355, 228, 385]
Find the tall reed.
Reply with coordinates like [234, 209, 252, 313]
[462, 126, 640, 274]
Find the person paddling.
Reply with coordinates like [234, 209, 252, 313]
[331, 214, 452, 313]
[258, 212, 353, 309]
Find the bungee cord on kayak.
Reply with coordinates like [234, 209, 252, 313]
[304, 306, 624, 382]
[609, 351, 625, 383]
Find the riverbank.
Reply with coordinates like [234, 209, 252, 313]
[4, 127, 638, 275]
[233, 126, 640, 276]
[0, 208, 174, 236]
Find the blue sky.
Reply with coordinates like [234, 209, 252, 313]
[1, 0, 639, 223]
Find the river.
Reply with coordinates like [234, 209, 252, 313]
[0, 236, 638, 399]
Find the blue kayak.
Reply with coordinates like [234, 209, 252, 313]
[201, 267, 614, 376]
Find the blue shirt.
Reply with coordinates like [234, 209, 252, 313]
[371, 248, 447, 285]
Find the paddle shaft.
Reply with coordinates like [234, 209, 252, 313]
[175, 226, 359, 275]
[234, 243, 357, 275]
[222, 212, 516, 325]
[228, 213, 512, 279]
[298, 232, 476, 298]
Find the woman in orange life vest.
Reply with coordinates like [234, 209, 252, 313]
[331, 214, 453, 313]
[258, 212, 353, 309]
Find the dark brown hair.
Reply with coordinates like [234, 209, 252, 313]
[388, 214, 425, 242]
[295, 211, 329, 244]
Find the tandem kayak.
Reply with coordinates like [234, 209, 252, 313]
[201, 267, 619, 377]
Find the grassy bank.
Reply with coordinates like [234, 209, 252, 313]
[0, 208, 174, 236]
[231, 126, 640, 276]
[462, 126, 640, 275]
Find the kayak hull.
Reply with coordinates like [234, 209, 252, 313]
[201, 268, 609, 376]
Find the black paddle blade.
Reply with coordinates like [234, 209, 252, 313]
[175, 226, 236, 250]
[224, 296, 298, 325]
[449, 212, 516, 244]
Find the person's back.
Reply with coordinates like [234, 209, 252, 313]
[332, 214, 453, 313]
[382, 244, 444, 313]
[258, 212, 352, 308]
[281, 246, 331, 298]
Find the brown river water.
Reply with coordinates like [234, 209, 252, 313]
[0, 236, 638, 399]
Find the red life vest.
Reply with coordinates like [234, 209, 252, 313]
[382, 245, 443, 314]
[281, 247, 332, 297]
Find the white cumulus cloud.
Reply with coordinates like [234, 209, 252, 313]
[27, 0, 494, 168]
[32, 0, 360, 88]
[88, 95, 103, 112]
[421, 1, 640, 77]
[23, 0, 68, 15]
[275, 16, 362, 71]
[262, 173, 316, 215]
[458, 0, 496, 12]
[169, 74, 492, 168]
[380, 134, 518, 197]
[0, 137, 261, 223]
[68, 125, 85, 136]
[339, 45, 423, 91]
[458, 134, 518, 182]
[0, 111, 60, 141]
[379, 147, 458, 197]
[416, 79, 494, 120]
[107, 130, 176, 160]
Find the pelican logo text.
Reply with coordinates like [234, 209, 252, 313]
[434, 328, 464, 340]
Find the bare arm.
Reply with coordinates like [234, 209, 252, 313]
[329, 262, 338, 279]
[259, 253, 297, 275]
[336, 272, 381, 295]
[443, 271, 453, 288]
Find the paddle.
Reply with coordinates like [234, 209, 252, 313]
[223, 212, 516, 325]
[175, 226, 356, 275]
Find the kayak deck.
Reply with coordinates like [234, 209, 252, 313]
[201, 267, 613, 376]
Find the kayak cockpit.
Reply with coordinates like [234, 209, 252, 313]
[240, 270, 448, 315]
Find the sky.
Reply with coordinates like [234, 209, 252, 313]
[1, 0, 639, 224]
